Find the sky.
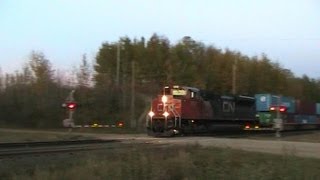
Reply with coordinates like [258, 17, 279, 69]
[1, 0, 319, 78]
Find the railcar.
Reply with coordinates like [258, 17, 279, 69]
[250, 94, 320, 131]
[146, 85, 258, 136]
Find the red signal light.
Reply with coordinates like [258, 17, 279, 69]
[269, 106, 287, 112]
[66, 102, 77, 110]
[279, 106, 287, 112]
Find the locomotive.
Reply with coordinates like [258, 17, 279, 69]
[146, 85, 320, 136]
[146, 85, 258, 136]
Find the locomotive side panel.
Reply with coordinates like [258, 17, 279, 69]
[181, 99, 201, 120]
[181, 99, 213, 120]
[200, 91, 256, 122]
[234, 96, 256, 120]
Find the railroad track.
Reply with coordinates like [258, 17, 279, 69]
[0, 139, 120, 157]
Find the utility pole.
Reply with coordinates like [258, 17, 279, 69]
[130, 61, 136, 129]
[116, 41, 120, 87]
[232, 57, 238, 95]
[274, 96, 283, 138]
[116, 41, 125, 125]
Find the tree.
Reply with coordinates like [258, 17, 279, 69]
[77, 54, 92, 88]
[27, 51, 61, 127]
[73, 54, 94, 125]
[29, 51, 54, 95]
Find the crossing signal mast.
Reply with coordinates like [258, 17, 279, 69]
[62, 90, 77, 128]
[271, 98, 285, 138]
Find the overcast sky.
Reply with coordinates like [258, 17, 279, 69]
[1, 0, 319, 78]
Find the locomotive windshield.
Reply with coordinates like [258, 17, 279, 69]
[172, 89, 187, 96]
[163, 86, 187, 98]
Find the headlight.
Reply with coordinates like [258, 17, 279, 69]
[148, 111, 155, 118]
[163, 111, 169, 117]
[162, 95, 168, 103]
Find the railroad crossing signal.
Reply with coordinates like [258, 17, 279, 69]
[62, 90, 76, 128]
[61, 102, 77, 110]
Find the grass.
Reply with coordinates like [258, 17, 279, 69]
[66, 127, 142, 134]
[0, 129, 94, 143]
[0, 127, 144, 142]
[1, 144, 320, 180]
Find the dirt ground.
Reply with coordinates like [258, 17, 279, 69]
[139, 137, 320, 159]
[99, 132, 320, 159]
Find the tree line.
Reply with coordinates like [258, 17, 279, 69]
[0, 34, 319, 129]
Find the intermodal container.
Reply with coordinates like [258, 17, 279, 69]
[295, 100, 316, 115]
[255, 94, 279, 111]
[255, 94, 295, 113]
[284, 114, 295, 123]
[316, 103, 320, 115]
[294, 115, 317, 124]
[280, 96, 295, 113]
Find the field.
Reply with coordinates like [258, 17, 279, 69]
[1, 143, 320, 180]
[1, 129, 320, 179]
[0, 128, 96, 143]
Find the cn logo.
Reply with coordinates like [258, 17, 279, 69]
[223, 101, 235, 113]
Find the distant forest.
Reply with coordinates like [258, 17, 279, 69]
[0, 34, 319, 129]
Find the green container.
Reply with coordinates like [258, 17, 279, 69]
[257, 112, 275, 126]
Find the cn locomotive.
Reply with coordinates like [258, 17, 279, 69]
[146, 85, 320, 136]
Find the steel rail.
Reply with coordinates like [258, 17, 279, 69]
[0, 139, 118, 148]
[0, 139, 120, 157]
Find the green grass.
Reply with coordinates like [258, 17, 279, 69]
[66, 127, 142, 134]
[1, 144, 320, 180]
[0, 127, 143, 142]
[0, 130, 94, 143]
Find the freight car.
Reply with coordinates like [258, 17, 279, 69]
[146, 85, 320, 136]
[250, 94, 320, 131]
[146, 85, 259, 136]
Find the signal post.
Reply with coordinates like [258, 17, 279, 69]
[272, 97, 285, 138]
[62, 90, 77, 129]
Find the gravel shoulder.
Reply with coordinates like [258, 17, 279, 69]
[137, 136, 320, 159]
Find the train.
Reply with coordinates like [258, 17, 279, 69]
[146, 85, 320, 136]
